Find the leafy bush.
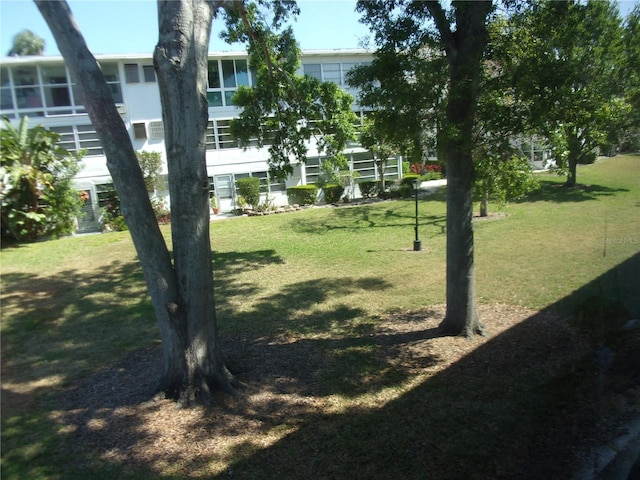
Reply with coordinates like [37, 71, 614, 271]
[358, 180, 379, 198]
[401, 174, 421, 187]
[151, 197, 171, 224]
[136, 151, 162, 193]
[99, 190, 127, 232]
[1, 116, 84, 242]
[323, 184, 345, 203]
[410, 163, 444, 180]
[236, 177, 261, 208]
[287, 185, 317, 205]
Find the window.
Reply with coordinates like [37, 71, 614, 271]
[49, 125, 75, 151]
[207, 59, 251, 108]
[305, 157, 321, 184]
[142, 65, 156, 82]
[124, 63, 140, 84]
[216, 119, 236, 149]
[49, 124, 104, 156]
[76, 124, 103, 155]
[100, 62, 123, 103]
[0, 62, 121, 117]
[13, 66, 42, 112]
[149, 121, 164, 139]
[41, 65, 72, 113]
[205, 118, 244, 150]
[133, 122, 147, 139]
[352, 151, 376, 180]
[0, 67, 14, 113]
[205, 121, 217, 150]
[322, 63, 341, 85]
[303, 64, 322, 81]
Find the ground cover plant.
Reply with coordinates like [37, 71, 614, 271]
[1, 155, 639, 479]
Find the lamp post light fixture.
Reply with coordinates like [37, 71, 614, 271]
[413, 178, 422, 251]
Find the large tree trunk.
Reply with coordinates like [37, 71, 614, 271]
[428, 1, 492, 336]
[566, 129, 580, 187]
[37, 0, 236, 405]
[154, 0, 238, 405]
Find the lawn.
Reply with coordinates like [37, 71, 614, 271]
[1, 155, 639, 479]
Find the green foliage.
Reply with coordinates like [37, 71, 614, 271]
[151, 197, 171, 224]
[286, 185, 317, 205]
[505, 1, 626, 184]
[225, 6, 357, 180]
[346, 10, 448, 164]
[236, 177, 261, 208]
[473, 154, 540, 215]
[323, 184, 344, 204]
[0, 116, 83, 241]
[358, 180, 378, 198]
[136, 151, 162, 194]
[400, 174, 421, 187]
[620, 5, 640, 152]
[99, 189, 127, 232]
[7, 29, 45, 56]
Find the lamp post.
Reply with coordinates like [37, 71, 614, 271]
[413, 178, 421, 251]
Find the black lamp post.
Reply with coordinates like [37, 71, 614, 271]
[413, 178, 421, 251]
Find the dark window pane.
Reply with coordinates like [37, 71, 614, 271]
[208, 61, 221, 88]
[222, 60, 236, 88]
[124, 64, 140, 83]
[142, 65, 156, 82]
[235, 60, 249, 86]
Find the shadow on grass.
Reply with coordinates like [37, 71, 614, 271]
[3, 249, 638, 479]
[212, 252, 640, 479]
[288, 200, 446, 237]
[520, 179, 630, 203]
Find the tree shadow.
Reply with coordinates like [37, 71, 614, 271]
[212, 253, 640, 479]
[288, 201, 446, 237]
[5, 247, 638, 479]
[520, 180, 630, 203]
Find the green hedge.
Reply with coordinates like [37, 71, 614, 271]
[323, 184, 344, 203]
[286, 185, 317, 205]
[358, 180, 379, 198]
[236, 177, 261, 208]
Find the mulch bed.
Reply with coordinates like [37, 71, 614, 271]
[34, 304, 640, 478]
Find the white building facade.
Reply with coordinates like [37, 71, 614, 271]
[0, 49, 403, 232]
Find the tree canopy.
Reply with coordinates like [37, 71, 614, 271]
[7, 29, 45, 56]
[227, 3, 357, 180]
[505, 0, 626, 186]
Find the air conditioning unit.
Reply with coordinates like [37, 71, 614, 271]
[116, 104, 127, 115]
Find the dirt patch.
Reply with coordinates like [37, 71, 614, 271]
[31, 304, 640, 477]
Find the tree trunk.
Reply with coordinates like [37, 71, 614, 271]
[479, 190, 489, 217]
[428, 1, 492, 336]
[566, 130, 580, 187]
[37, 0, 236, 406]
[154, 0, 238, 405]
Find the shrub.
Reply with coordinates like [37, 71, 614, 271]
[151, 197, 171, 224]
[401, 174, 421, 187]
[99, 190, 127, 232]
[323, 184, 344, 203]
[410, 163, 444, 180]
[1, 116, 83, 241]
[358, 180, 378, 198]
[287, 185, 317, 205]
[236, 177, 261, 208]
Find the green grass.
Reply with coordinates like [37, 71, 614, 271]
[1, 154, 639, 479]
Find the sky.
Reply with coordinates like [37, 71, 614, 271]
[0, 0, 372, 57]
[1, 0, 638, 57]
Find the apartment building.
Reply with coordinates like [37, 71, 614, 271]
[0, 49, 403, 232]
